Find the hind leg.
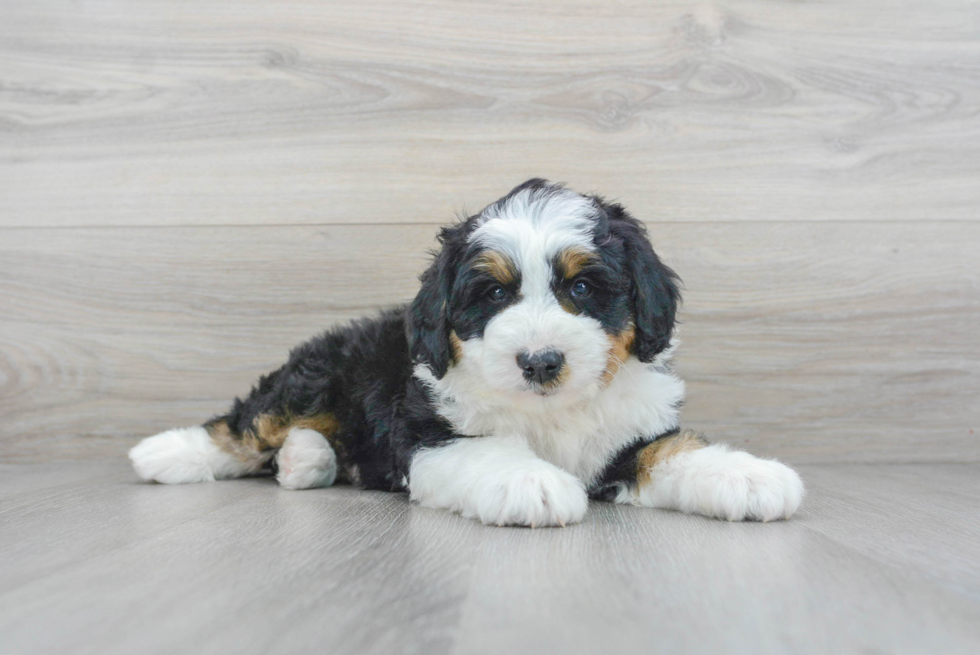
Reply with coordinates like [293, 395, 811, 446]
[130, 412, 343, 487]
[275, 427, 338, 490]
[129, 425, 270, 484]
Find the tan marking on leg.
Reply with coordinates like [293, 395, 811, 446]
[251, 413, 291, 449]
[474, 250, 517, 285]
[636, 430, 707, 486]
[291, 414, 342, 442]
[251, 412, 348, 479]
[601, 325, 635, 384]
[209, 413, 345, 472]
[255, 413, 340, 444]
[247, 412, 342, 454]
[206, 420, 264, 463]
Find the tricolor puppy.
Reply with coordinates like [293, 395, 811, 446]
[130, 179, 804, 526]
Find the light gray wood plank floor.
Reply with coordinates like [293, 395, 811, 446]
[2, 459, 979, 654]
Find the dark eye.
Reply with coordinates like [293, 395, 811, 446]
[571, 279, 592, 298]
[487, 285, 508, 303]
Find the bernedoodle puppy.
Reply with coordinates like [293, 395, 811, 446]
[130, 179, 804, 527]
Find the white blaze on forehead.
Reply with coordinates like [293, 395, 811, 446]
[469, 186, 598, 302]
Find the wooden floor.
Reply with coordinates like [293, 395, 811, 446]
[2, 459, 979, 655]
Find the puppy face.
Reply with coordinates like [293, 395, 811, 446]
[409, 179, 680, 402]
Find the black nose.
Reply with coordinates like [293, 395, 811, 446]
[516, 349, 565, 384]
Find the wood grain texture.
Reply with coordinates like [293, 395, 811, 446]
[1, 222, 977, 462]
[799, 464, 980, 601]
[2, 0, 979, 226]
[1, 460, 979, 654]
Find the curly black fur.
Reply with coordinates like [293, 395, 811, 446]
[202, 179, 682, 494]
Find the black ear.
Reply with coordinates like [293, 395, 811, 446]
[604, 203, 681, 362]
[406, 224, 467, 378]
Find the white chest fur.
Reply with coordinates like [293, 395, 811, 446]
[415, 356, 685, 485]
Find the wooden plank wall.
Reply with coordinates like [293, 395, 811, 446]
[2, 0, 978, 463]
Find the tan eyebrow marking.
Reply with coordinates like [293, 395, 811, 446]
[555, 247, 600, 315]
[556, 247, 598, 279]
[474, 250, 518, 285]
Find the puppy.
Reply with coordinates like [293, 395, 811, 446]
[130, 179, 804, 526]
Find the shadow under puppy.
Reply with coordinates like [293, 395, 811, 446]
[130, 179, 804, 526]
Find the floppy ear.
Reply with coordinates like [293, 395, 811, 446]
[605, 204, 681, 362]
[406, 224, 466, 378]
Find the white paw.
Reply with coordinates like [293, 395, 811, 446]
[276, 428, 338, 490]
[409, 436, 589, 527]
[129, 426, 262, 484]
[464, 462, 588, 527]
[645, 444, 804, 522]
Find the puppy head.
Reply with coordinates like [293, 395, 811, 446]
[408, 179, 680, 400]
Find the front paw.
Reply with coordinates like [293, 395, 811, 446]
[647, 445, 804, 522]
[468, 463, 589, 527]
